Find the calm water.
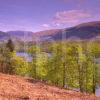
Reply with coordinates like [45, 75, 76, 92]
[16, 52, 32, 62]
[96, 87, 100, 96]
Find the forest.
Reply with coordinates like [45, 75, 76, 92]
[0, 39, 100, 94]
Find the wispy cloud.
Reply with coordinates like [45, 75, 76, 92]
[40, 9, 93, 30]
[42, 24, 50, 28]
[53, 10, 92, 26]
[41, 24, 51, 30]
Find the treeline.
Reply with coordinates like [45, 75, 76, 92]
[28, 41, 100, 94]
[0, 39, 14, 74]
[0, 39, 100, 94]
[0, 39, 29, 75]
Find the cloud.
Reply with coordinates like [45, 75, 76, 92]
[42, 24, 50, 28]
[53, 10, 92, 25]
[40, 24, 52, 30]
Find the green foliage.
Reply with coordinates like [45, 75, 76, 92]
[36, 52, 48, 79]
[11, 52, 30, 76]
[27, 41, 100, 94]
[28, 45, 48, 79]
[0, 44, 14, 74]
[91, 42, 100, 55]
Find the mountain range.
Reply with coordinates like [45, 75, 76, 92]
[0, 21, 100, 42]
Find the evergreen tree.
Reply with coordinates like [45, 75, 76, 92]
[6, 39, 14, 52]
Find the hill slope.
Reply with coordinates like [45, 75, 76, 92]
[0, 73, 99, 100]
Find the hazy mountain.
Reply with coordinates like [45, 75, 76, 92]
[7, 31, 34, 42]
[0, 21, 100, 42]
[0, 31, 9, 42]
[35, 21, 100, 41]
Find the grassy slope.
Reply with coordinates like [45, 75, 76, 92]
[0, 73, 99, 100]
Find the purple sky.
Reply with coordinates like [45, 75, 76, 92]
[0, 0, 100, 32]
